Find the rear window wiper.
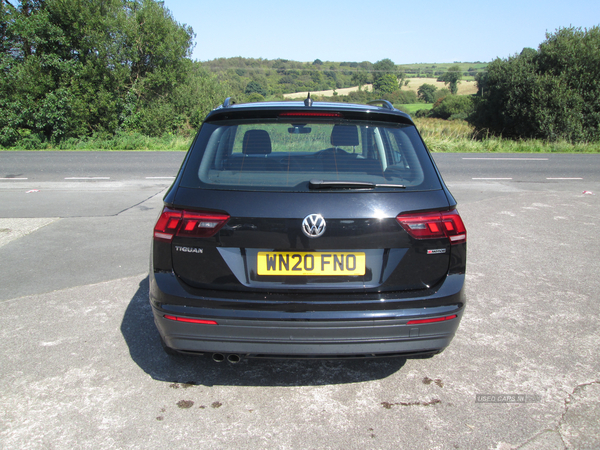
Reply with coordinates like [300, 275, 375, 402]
[309, 179, 405, 190]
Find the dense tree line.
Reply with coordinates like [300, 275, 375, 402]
[313, 87, 418, 106]
[202, 57, 380, 99]
[201, 57, 482, 103]
[10, 3, 595, 146]
[472, 26, 600, 143]
[0, 0, 227, 147]
[0, 0, 480, 149]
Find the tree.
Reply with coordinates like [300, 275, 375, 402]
[373, 73, 398, 95]
[439, 65, 462, 94]
[383, 89, 417, 104]
[397, 70, 407, 88]
[433, 88, 451, 103]
[372, 58, 396, 89]
[246, 92, 265, 102]
[373, 58, 395, 75]
[430, 95, 475, 120]
[474, 72, 488, 97]
[471, 26, 600, 142]
[0, 0, 219, 146]
[351, 69, 369, 89]
[417, 84, 437, 103]
[245, 81, 268, 97]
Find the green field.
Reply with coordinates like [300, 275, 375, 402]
[397, 104, 433, 114]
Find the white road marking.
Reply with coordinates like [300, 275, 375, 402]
[0, 177, 28, 180]
[463, 158, 549, 161]
[64, 177, 110, 180]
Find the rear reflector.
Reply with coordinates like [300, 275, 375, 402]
[396, 209, 466, 244]
[164, 315, 218, 325]
[154, 207, 230, 242]
[407, 314, 457, 325]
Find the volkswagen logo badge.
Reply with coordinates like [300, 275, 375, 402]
[302, 214, 326, 238]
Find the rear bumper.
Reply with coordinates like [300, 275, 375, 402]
[149, 272, 465, 357]
[153, 313, 462, 357]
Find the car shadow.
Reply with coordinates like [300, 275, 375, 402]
[121, 277, 407, 387]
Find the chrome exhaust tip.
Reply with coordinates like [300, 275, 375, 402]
[227, 354, 241, 364]
[212, 353, 225, 363]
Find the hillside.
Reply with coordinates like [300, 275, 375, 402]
[201, 58, 486, 100]
[283, 79, 478, 99]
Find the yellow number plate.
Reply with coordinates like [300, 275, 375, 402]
[257, 252, 365, 276]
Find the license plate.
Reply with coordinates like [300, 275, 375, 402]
[257, 251, 365, 276]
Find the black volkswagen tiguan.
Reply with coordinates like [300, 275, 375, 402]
[150, 97, 466, 361]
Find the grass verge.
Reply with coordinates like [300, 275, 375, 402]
[1, 132, 192, 151]
[414, 119, 600, 153]
[2, 120, 599, 153]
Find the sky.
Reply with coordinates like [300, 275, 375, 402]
[161, 0, 599, 64]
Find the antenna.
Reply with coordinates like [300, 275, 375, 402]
[304, 93, 313, 107]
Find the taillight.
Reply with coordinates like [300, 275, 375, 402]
[396, 209, 466, 244]
[154, 207, 230, 242]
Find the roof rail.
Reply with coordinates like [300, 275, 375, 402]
[222, 97, 236, 108]
[367, 99, 394, 110]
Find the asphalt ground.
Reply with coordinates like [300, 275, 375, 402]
[1, 152, 599, 449]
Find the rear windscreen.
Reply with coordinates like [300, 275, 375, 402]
[180, 119, 442, 192]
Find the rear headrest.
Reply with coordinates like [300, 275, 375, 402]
[242, 130, 272, 155]
[331, 125, 359, 147]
